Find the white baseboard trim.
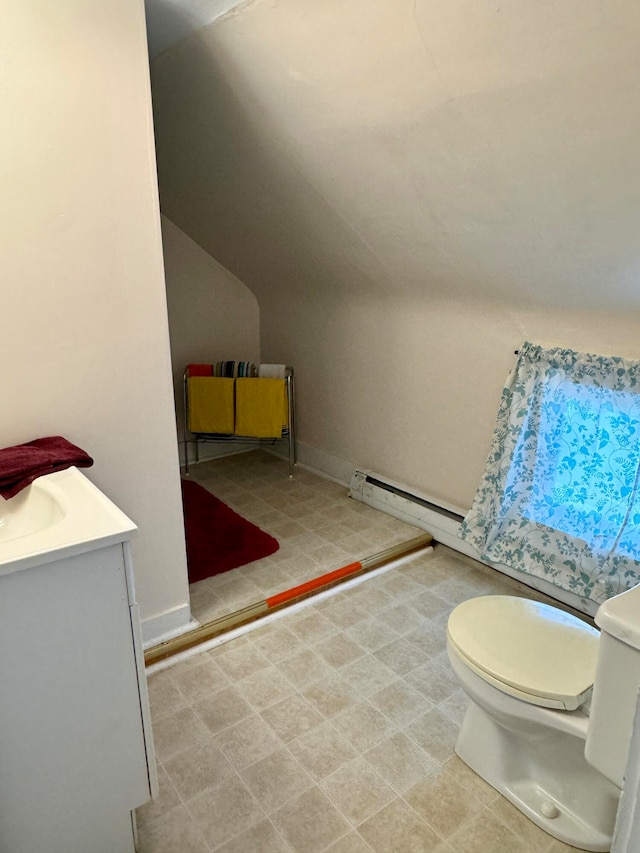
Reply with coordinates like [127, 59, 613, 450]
[141, 602, 195, 648]
[268, 440, 354, 488]
[178, 439, 261, 468]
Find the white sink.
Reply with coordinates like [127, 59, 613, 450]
[0, 467, 136, 576]
[0, 476, 67, 543]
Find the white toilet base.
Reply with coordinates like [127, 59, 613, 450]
[456, 699, 618, 852]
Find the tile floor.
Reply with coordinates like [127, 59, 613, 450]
[185, 451, 424, 625]
[138, 543, 588, 853]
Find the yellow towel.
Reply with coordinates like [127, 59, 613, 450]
[188, 377, 235, 434]
[235, 378, 286, 438]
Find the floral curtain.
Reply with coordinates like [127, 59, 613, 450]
[461, 342, 640, 603]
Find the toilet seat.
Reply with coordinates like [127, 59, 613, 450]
[447, 595, 600, 710]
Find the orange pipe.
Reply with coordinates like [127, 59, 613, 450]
[266, 561, 363, 608]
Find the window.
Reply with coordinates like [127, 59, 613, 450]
[461, 342, 640, 603]
[518, 380, 640, 560]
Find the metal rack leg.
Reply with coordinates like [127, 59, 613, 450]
[287, 373, 295, 477]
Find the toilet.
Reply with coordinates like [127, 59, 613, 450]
[446, 587, 640, 851]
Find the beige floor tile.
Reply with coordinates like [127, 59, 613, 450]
[403, 659, 461, 705]
[441, 755, 500, 807]
[186, 775, 264, 850]
[433, 579, 480, 607]
[314, 592, 347, 610]
[250, 564, 297, 594]
[145, 457, 568, 853]
[147, 670, 188, 722]
[288, 720, 357, 781]
[330, 700, 398, 753]
[325, 832, 374, 852]
[214, 713, 283, 770]
[248, 623, 306, 662]
[377, 603, 428, 635]
[321, 757, 396, 825]
[438, 687, 470, 725]
[301, 674, 362, 718]
[152, 706, 214, 763]
[193, 686, 254, 736]
[136, 804, 209, 853]
[345, 584, 394, 613]
[316, 633, 367, 668]
[321, 597, 371, 630]
[404, 767, 485, 838]
[241, 747, 315, 813]
[261, 692, 325, 742]
[272, 786, 351, 853]
[403, 620, 448, 657]
[368, 680, 432, 727]
[170, 656, 230, 703]
[405, 553, 442, 578]
[365, 732, 438, 793]
[308, 542, 352, 565]
[545, 840, 591, 852]
[316, 521, 361, 543]
[446, 808, 531, 853]
[288, 609, 341, 643]
[345, 616, 400, 651]
[404, 708, 460, 764]
[162, 740, 234, 802]
[373, 637, 430, 676]
[488, 795, 562, 853]
[339, 653, 398, 696]
[214, 819, 291, 853]
[234, 665, 297, 712]
[135, 764, 180, 828]
[410, 590, 453, 620]
[358, 798, 443, 853]
[380, 573, 426, 601]
[275, 646, 336, 688]
[208, 633, 252, 656]
[214, 643, 270, 681]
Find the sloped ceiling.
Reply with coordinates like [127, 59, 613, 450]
[144, 0, 244, 58]
[148, 0, 640, 311]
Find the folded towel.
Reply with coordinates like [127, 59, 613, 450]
[188, 377, 235, 434]
[0, 436, 94, 499]
[187, 364, 214, 377]
[235, 378, 286, 438]
[187, 362, 258, 378]
[258, 364, 287, 379]
[213, 361, 257, 378]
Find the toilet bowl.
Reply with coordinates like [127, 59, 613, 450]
[446, 590, 640, 852]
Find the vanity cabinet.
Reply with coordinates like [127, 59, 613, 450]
[0, 473, 156, 853]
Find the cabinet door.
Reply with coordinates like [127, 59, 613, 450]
[0, 545, 150, 853]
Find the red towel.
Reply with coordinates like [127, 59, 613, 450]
[0, 436, 94, 499]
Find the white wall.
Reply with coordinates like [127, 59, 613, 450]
[262, 293, 640, 508]
[161, 214, 260, 460]
[0, 0, 189, 644]
[149, 0, 640, 510]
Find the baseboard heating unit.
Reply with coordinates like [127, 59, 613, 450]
[349, 469, 473, 553]
[349, 469, 597, 617]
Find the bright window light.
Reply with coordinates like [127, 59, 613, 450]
[518, 380, 640, 559]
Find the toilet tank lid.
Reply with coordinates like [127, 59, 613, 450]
[448, 596, 600, 706]
[596, 583, 640, 649]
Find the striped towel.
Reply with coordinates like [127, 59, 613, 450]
[214, 361, 257, 378]
[187, 362, 257, 378]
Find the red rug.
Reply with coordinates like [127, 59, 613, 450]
[181, 479, 280, 584]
